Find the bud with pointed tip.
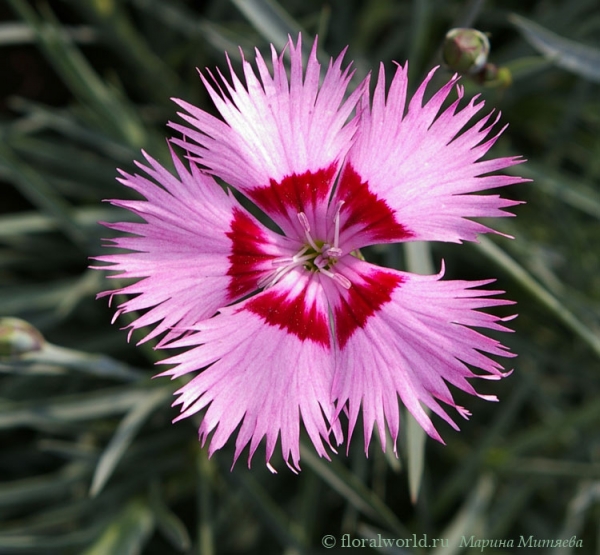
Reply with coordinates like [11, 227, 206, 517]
[0, 318, 45, 358]
[443, 28, 490, 74]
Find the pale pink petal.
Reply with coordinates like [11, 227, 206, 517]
[93, 148, 294, 344]
[336, 64, 527, 249]
[326, 256, 515, 453]
[158, 269, 341, 471]
[169, 35, 366, 239]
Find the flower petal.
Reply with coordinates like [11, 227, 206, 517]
[337, 63, 527, 248]
[170, 35, 366, 239]
[158, 270, 340, 472]
[328, 257, 515, 453]
[93, 148, 292, 344]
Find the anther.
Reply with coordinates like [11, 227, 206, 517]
[320, 268, 351, 290]
[297, 212, 319, 252]
[333, 200, 344, 250]
[257, 210, 352, 291]
[333, 273, 352, 290]
[297, 212, 311, 233]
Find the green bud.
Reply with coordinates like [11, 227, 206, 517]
[484, 65, 512, 88]
[93, 0, 115, 17]
[0, 318, 45, 358]
[443, 28, 490, 74]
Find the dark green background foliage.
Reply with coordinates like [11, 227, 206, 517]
[1, 0, 599, 553]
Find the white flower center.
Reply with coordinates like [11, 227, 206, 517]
[258, 202, 351, 290]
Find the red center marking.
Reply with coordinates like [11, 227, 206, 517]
[250, 164, 337, 218]
[245, 284, 330, 347]
[334, 270, 404, 348]
[226, 208, 274, 299]
[337, 164, 413, 243]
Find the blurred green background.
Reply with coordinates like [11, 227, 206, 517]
[1, 0, 599, 553]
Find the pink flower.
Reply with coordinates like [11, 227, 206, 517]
[96, 36, 525, 472]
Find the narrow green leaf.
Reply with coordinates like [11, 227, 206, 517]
[407, 0, 431, 83]
[503, 397, 600, 459]
[129, 0, 253, 55]
[0, 495, 99, 536]
[0, 21, 97, 45]
[300, 444, 408, 537]
[0, 524, 104, 551]
[0, 21, 37, 44]
[357, 523, 415, 554]
[0, 386, 150, 429]
[150, 481, 192, 553]
[8, 136, 125, 196]
[505, 457, 600, 479]
[0, 278, 80, 315]
[81, 498, 155, 555]
[0, 207, 121, 237]
[230, 0, 307, 51]
[404, 242, 436, 275]
[6, 0, 148, 147]
[0, 143, 86, 247]
[504, 55, 555, 81]
[452, 0, 486, 28]
[432, 474, 495, 555]
[1, 341, 147, 382]
[514, 162, 600, 220]
[8, 97, 137, 162]
[61, 0, 181, 102]
[404, 241, 436, 504]
[224, 465, 306, 550]
[0, 462, 89, 509]
[509, 13, 600, 83]
[197, 452, 215, 555]
[433, 385, 530, 516]
[405, 414, 427, 505]
[90, 387, 171, 496]
[298, 467, 322, 546]
[557, 482, 600, 555]
[476, 236, 600, 358]
[38, 439, 99, 462]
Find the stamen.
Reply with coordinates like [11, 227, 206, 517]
[258, 209, 352, 291]
[333, 200, 344, 250]
[257, 266, 289, 289]
[320, 268, 351, 289]
[297, 212, 320, 252]
[258, 253, 314, 289]
[271, 246, 310, 267]
[297, 211, 311, 233]
[333, 273, 352, 290]
[271, 256, 294, 267]
[293, 245, 310, 261]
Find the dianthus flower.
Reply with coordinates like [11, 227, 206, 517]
[96, 36, 525, 472]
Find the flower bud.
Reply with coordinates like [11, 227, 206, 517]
[0, 318, 45, 358]
[484, 65, 512, 88]
[443, 28, 490, 74]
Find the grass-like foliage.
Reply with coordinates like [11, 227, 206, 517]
[1, 0, 599, 553]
